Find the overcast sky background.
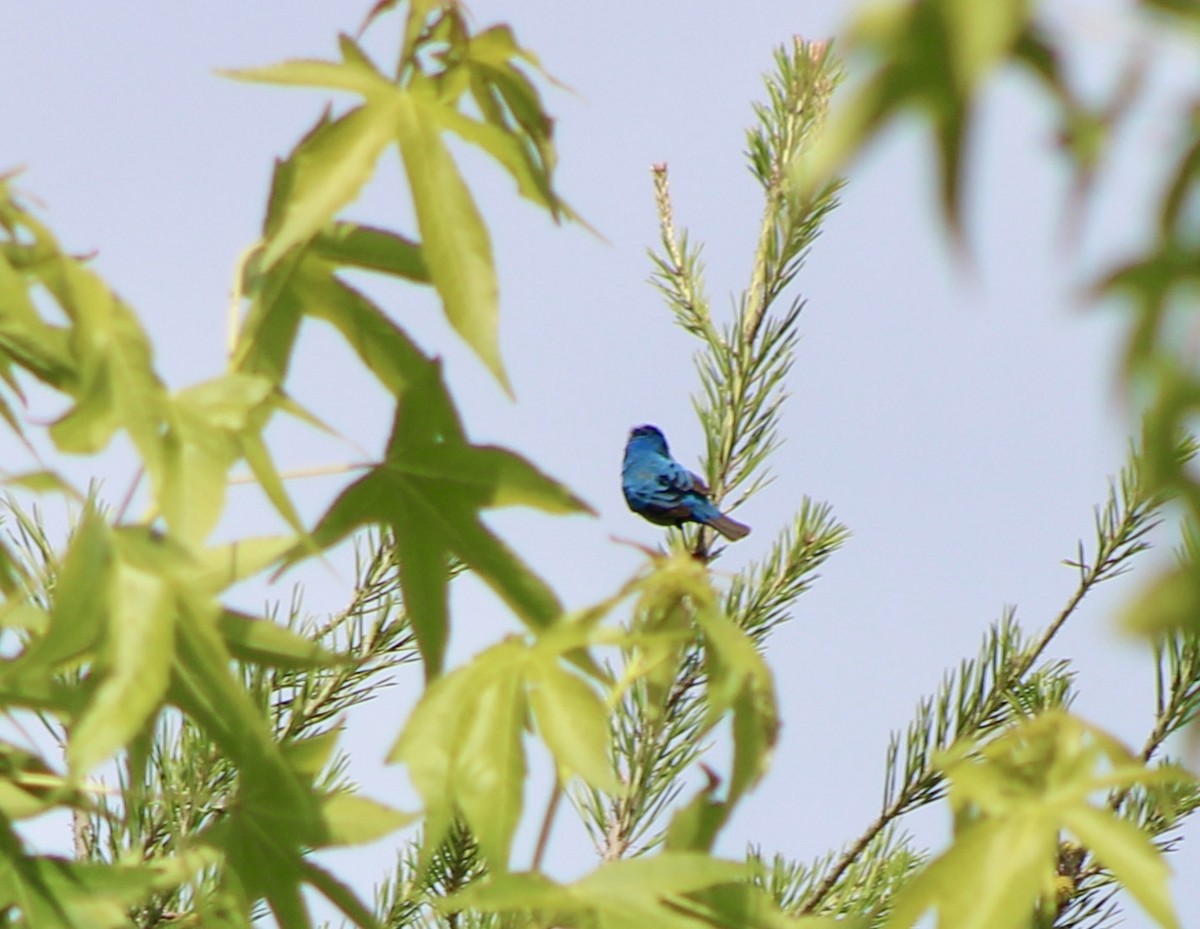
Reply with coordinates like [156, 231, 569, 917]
[1, 2, 1198, 926]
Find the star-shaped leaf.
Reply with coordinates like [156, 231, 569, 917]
[302, 358, 592, 675]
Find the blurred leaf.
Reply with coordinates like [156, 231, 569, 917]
[3, 506, 110, 681]
[68, 558, 174, 776]
[0, 844, 216, 929]
[390, 641, 529, 869]
[527, 655, 621, 793]
[27, 244, 169, 473]
[805, 0, 1034, 238]
[2, 470, 78, 497]
[283, 729, 341, 782]
[635, 552, 779, 802]
[164, 373, 276, 547]
[320, 792, 417, 846]
[453, 666, 526, 869]
[300, 359, 590, 675]
[222, 35, 394, 98]
[219, 610, 339, 669]
[301, 860, 386, 929]
[1122, 564, 1200, 635]
[454, 854, 750, 929]
[881, 816, 1056, 929]
[192, 535, 295, 590]
[0, 742, 82, 820]
[882, 711, 1188, 929]
[664, 769, 726, 853]
[687, 883, 858, 929]
[1060, 805, 1180, 929]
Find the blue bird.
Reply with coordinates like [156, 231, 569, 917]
[622, 424, 750, 541]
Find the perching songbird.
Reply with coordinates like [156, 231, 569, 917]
[622, 424, 751, 541]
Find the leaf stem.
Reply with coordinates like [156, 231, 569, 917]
[532, 777, 563, 872]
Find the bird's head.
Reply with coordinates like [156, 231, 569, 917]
[627, 424, 669, 456]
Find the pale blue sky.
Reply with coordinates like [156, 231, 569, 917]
[1, 2, 1197, 926]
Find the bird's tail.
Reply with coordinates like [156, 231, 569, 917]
[707, 513, 751, 541]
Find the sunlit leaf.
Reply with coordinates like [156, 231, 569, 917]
[527, 656, 621, 793]
[68, 560, 175, 775]
[313, 222, 429, 282]
[391, 641, 529, 868]
[259, 102, 399, 271]
[1061, 805, 1181, 929]
[320, 792, 417, 846]
[453, 667, 526, 869]
[218, 610, 339, 669]
[396, 93, 508, 391]
[222, 36, 394, 99]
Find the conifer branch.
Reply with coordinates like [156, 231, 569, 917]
[799, 441, 1169, 916]
[580, 36, 851, 866]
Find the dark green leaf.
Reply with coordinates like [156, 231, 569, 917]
[301, 360, 590, 675]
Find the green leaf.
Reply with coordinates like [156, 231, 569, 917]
[301, 359, 591, 675]
[695, 600, 778, 799]
[805, 0, 1034, 238]
[162, 374, 275, 547]
[686, 884, 859, 929]
[0, 845, 216, 929]
[319, 792, 417, 846]
[1122, 563, 1200, 635]
[527, 656, 620, 793]
[301, 259, 432, 396]
[301, 860, 386, 929]
[222, 38, 395, 99]
[1060, 804, 1181, 929]
[0, 243, 75, 386]
[455, 854, 750, 929]
[282, 729, 341, 781]
[260, 101, 399, 272]
[218, 610, 339, 669]
[395, 93, 508, 391]
[2, 470, 79, 498]
[4, 506, 110, 679]
[390, 641, 532, 868]
[313, 222, 429, 282]
[388, 652, 479, 856]
[664, 771, 726, 853]
[454, 667, 526, 869]
[68, 559, 175, 775]
[193, 535, 295, 590]
[881, 817, 1057, 929]
[575, 853, 748, 900]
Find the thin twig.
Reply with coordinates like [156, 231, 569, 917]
[532, 778, 563, 872]
[800, 488, 1160, 914]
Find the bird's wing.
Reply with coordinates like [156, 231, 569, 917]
[658, 459, 698, 493]
[688, 470, 711, 495]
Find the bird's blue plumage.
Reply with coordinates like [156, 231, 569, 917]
[621, 425, 750, 541]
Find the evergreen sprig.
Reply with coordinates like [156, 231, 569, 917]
[797, 439, 1174, 917]
[575, 38, 850, 865]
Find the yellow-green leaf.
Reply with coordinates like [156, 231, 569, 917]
[396, 94, 508, 392]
